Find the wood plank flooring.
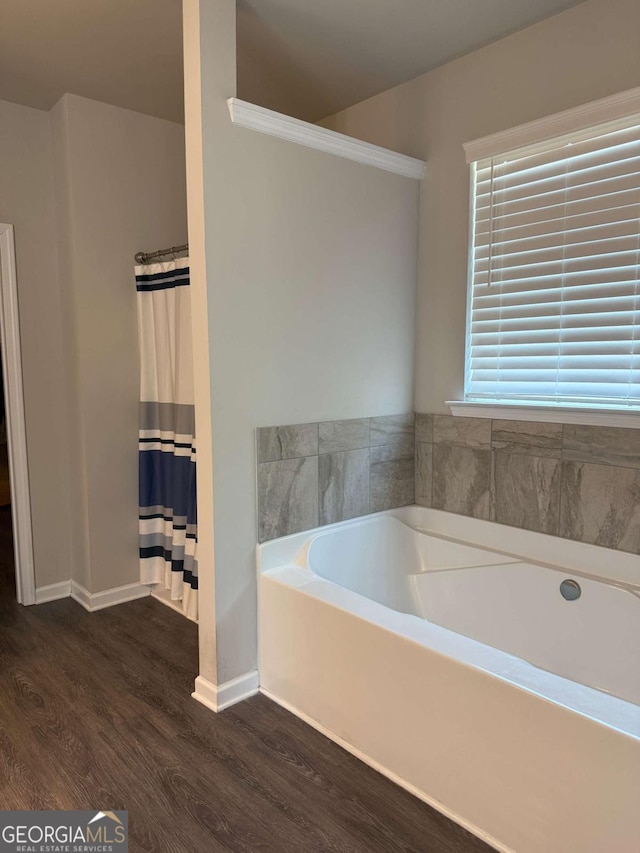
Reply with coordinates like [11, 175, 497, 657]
[0, 510, 494, 852]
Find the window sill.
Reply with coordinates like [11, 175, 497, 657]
[446, 401, 640, 430]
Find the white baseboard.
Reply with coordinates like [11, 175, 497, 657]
[34, 580, 72, 604]
[192, 671, 260, 713]
[35, 579, 151, 611]
[260, 687, 512, 853]
[70, 580, 151, 612]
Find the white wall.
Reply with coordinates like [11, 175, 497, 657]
[0, 99, 73, 588]
[184, 0, 420, 685]
[0, 94, 187, 595]
[321, 0, 640, 413]
[51, 94, 188, 593]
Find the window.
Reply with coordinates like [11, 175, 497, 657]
[464, 104, 640, 412]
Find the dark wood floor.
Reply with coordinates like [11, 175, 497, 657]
[0, 510, 493, 853]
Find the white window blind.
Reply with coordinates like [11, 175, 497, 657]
[466, 115, 640, 409]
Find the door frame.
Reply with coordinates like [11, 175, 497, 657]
[0, 224, 36, 604]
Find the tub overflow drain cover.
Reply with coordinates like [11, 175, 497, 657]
[560, 579, 581, 601]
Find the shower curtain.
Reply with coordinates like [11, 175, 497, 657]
[135, 258, 198, 620]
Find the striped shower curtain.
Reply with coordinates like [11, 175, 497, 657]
[135, 259, 198, 620]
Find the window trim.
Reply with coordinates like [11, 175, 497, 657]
[447, 400, 640, 429]
[463, 85, 640, 164]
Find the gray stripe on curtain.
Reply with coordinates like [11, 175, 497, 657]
[140, 401, 196, 435]
[139, 505, 176, 518]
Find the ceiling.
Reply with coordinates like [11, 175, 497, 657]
[0, 0, 185, 123]
[0, 0, 587, 125]
[237, 0, 587, 122]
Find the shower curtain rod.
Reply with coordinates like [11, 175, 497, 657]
[134, 243, 189, 264]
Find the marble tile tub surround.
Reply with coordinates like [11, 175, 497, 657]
[415, 415, 640, 555]
[257, 415, 415, 542]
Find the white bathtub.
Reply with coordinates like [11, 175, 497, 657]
[257, 506, 640, 853]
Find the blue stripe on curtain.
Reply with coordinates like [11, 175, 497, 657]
[139, 450, 198, 590]
[135, 265, 191, 289]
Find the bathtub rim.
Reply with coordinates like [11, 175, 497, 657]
[257, 507, 640, 742]
[258, 505, 640, 591]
